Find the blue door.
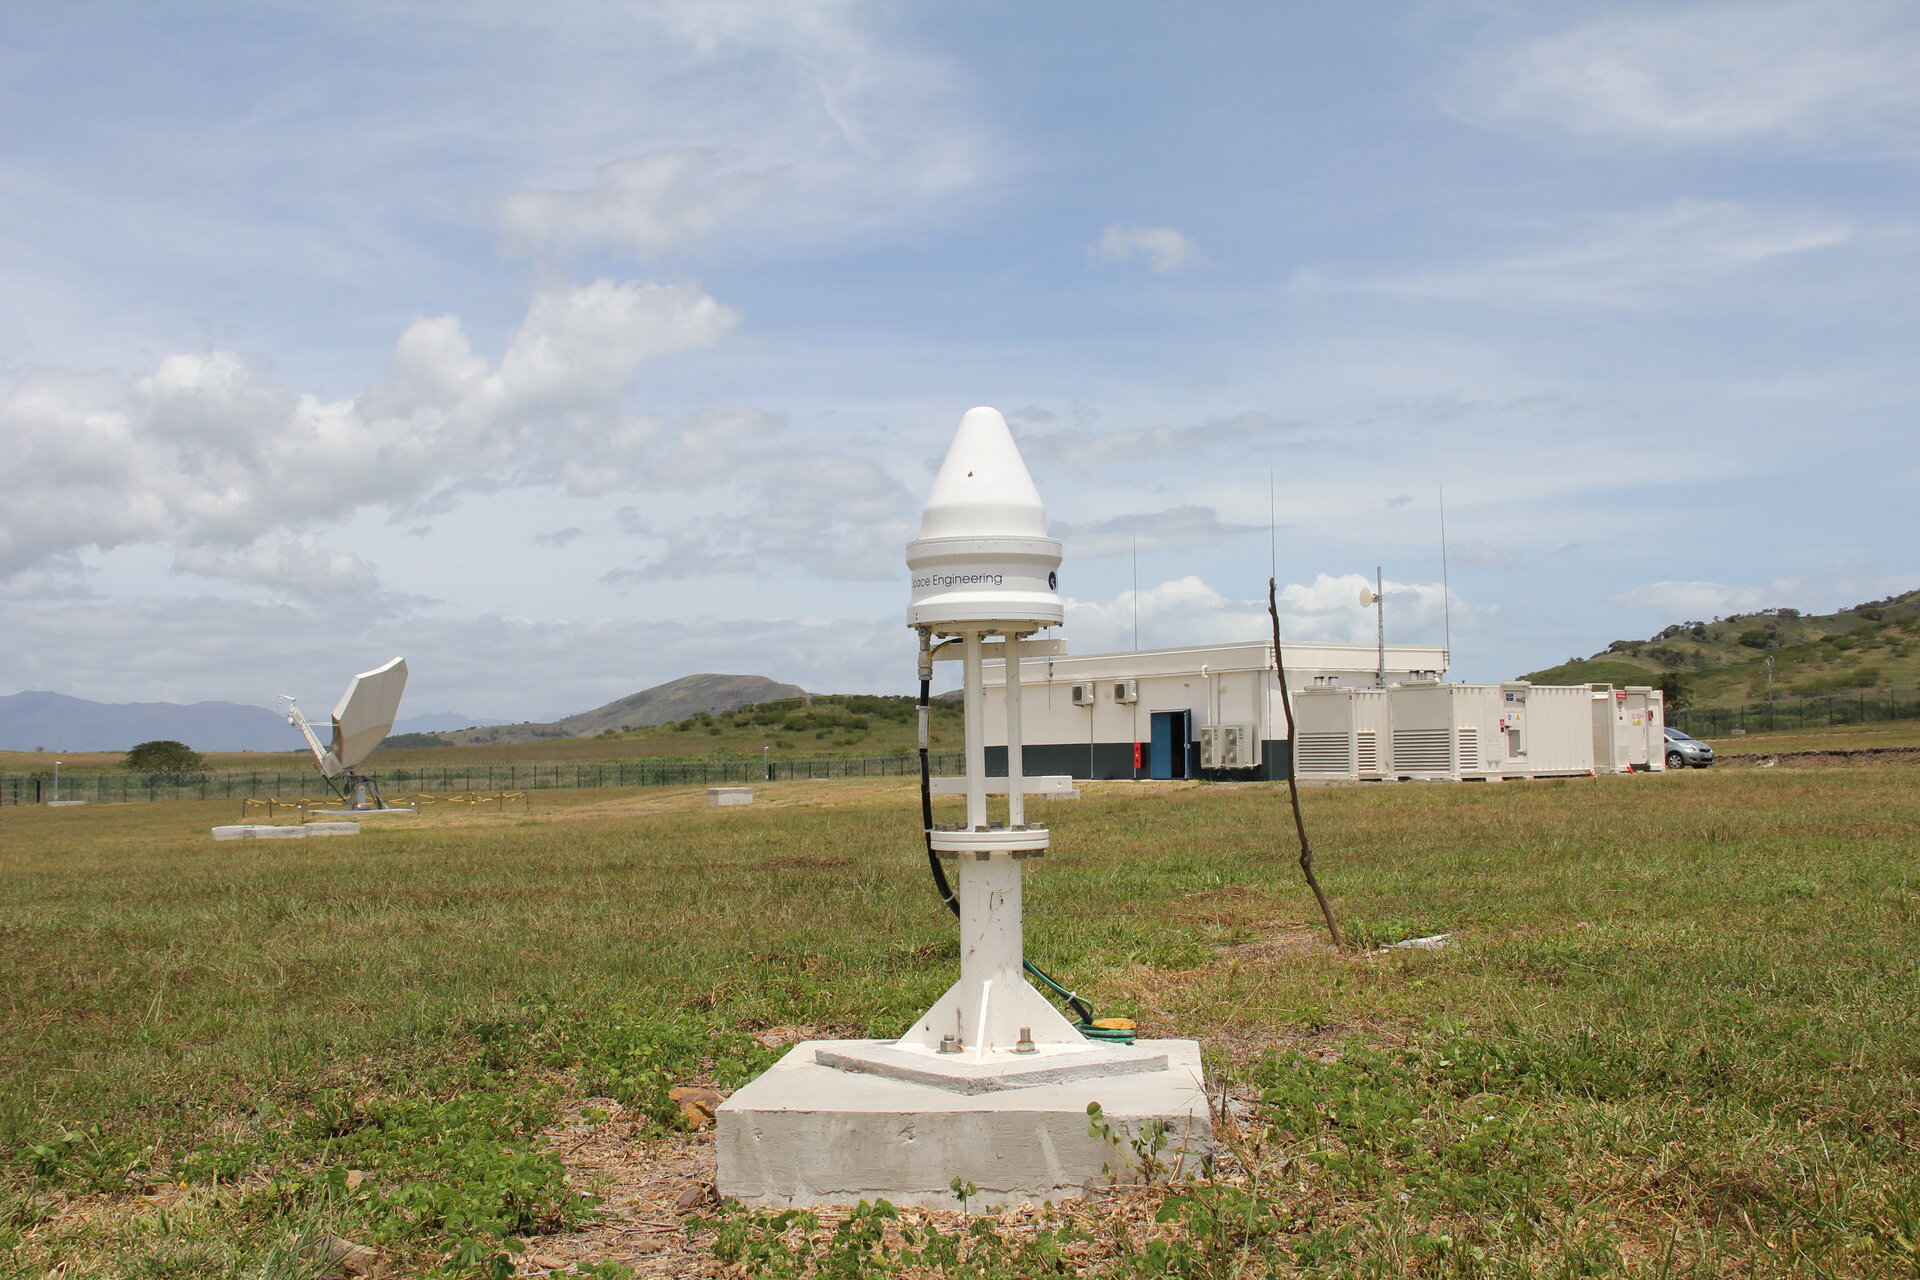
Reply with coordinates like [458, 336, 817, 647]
[1149, 711, 1190, 779]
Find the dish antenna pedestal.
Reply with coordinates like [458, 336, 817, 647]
[282, 657, 409, 811]
[715, 408, 1209, 1210]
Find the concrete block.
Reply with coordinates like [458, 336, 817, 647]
[211, 825, 307, 840]
[708, 787, 754, 807]
[717, 1039, 1210, 1211]
[302, 822, 360, 836]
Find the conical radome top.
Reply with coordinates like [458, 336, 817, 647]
[919, 407, 1049, 539]
[906, 407, 1062, 630]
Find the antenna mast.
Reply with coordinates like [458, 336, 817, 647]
[1439, 486, 1453, 676]
[1375, 565, 1386, 689]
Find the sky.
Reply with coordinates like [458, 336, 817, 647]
[3, 0, 1917, 721]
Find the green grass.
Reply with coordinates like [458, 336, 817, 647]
[1700, 719, 1920, 754]
[4, 770, 1919, 1276]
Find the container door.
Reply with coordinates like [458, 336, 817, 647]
[1149, 711, 1189, 779]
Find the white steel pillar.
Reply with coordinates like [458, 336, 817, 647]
[1004, 635, 1026, 830]
[962, 629, 988, 830]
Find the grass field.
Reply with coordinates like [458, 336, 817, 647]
[1700, 719, 1920, 754]
[4, 766, 1919, 1278]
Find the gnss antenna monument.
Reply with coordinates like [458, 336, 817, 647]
[715, 407, 1209, 1210]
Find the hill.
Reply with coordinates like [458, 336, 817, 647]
[441, 674, 807, 746]
[1521, 589, 1920, 705]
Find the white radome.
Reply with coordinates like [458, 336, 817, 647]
[906, 406, 1062, 631]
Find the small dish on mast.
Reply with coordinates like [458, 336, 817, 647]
[281, 657, 407, 810]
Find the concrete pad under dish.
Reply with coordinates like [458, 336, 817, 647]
[308, 808, 416, 818]
[717, 1039, 1211, 1211]
[302, 822, 360, 836]
[210, 825, 307, 840]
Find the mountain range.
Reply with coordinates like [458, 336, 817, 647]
[0, 673, 804, 752]
[0, 692, 507, 753]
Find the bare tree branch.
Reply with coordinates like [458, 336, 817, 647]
[1269, 577, 1345, 949]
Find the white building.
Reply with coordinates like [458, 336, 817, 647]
[973, 639, 1449, 781]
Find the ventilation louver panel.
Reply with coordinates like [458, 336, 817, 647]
[1457, 727, 1480, 769]
[1355, 732, 1380, 773]
[1393, 729, 1453, 772]
[1295, 733, 1351, 774]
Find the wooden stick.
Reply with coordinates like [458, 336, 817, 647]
[1269, 577, 1345, 949]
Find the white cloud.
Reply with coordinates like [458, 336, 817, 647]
[500, 149, 773, 260]
[1372, 200, 1853, 307]
[1088, 225, 1201, 274]
[603, 447, 916, 585]
[1054, 506, 1261, 559]
[0, 278, 739, 582]
[1063, 572, 1450, 653]
[1024, 411, 1303, 470]
[172, 538, 384, 596]
[1610, 580, 1774, 618]
[1449, 541, 1524, 570]
[487, 5, 995, 261]
[1451, 2, 1920, 146]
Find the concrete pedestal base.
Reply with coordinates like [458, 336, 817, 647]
[309, 807, 415, 818]
[815, 1038, 1167, 1095]
[717, 1039, 1211, 1211]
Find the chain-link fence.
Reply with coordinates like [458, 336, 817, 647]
[0, 750, 965, 807]
[1672, 687, 1920, 737]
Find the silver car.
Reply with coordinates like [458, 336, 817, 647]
[1664, 726, 1714, 770]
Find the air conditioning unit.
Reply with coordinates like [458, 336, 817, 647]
[1069, 682, 1096, 707]
[1111, 679, 1138, 704]
[1201, 723, 1259, 769]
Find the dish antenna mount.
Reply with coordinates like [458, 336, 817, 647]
[280, 657, 408, 810]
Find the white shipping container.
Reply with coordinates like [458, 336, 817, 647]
[1389, 682, 1504, 780]
[1507, 682, 1596, 776]
[1290, 687, 1390, 781]
[1389, 681, 1595, 780]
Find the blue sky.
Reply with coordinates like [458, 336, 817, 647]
[3, 1, 1916, 720]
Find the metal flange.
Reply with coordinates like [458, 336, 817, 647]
[928, 825, 1051, 854]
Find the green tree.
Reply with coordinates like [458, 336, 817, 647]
[1655, 672, 1691, 715]
[123, 740, 207, 781]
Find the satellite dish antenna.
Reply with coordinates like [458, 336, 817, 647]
[280, 657, 408, 810]
[1358, 586, 1379, 608]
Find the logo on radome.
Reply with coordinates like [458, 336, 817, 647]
[1048, 571, 1057, 590]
